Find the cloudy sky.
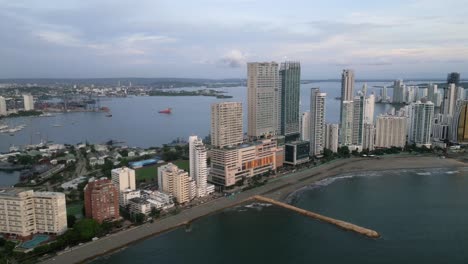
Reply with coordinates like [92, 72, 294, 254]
[1, 0, 467, 79]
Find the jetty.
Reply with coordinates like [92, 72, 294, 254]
[252, 195, 380, 239]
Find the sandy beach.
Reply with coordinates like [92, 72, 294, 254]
[40, 155, 466, 264]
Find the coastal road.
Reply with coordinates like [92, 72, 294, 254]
[40, 155, 466, 264]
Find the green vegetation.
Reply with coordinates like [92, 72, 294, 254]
[135, 159, 189, 182]
[1, 110, 43, 119]
[148, 89, 229, 97]
[66, 201, 84, 218]
[174, 160, 189, 171]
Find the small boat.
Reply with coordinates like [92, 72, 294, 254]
[52, 124, 63, 127]
[158, 108, 172, 114]
[106, 114, 112, 117]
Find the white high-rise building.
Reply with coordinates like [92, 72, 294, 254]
[309, 88, 326, 156]
[341, 69, 355, 101]
[0, 96, 6, 116]
[381, 86, 388, 102]
[324, 123, 339, 153]
[340, 101, 354, 146]
[23, 94, 34, 111]
[211, 102, 243, 148]
[0, 188, 67, 237]
[364, 93, 375, 125]
[442, 84, 456, 116]
[427, 83, 438, 103]
[363, 124, 375, 151]
[409, 101, 434, 147]
[189, 135, 208, 197]
[301, 112, 310, 141]
[375, 115, 408, 148]
[111, 167, 136, 191]
[247, 62, 280, 138]
[393, 80, 405, 103]
[456, 86, 465, 102]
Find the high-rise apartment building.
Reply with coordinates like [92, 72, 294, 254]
[340, 101, 354, 146]
[340, 69, 354, 127]
[309, 88, 326, 156]
[427, 83, 438, 103]
[364, 93, 375, 125]
[450, 100, 468, 144]
[279, 62, 301, 141]
[160, 163, 195, 204]
[84, 178, 119, 223]
[0, 188, 67, 238]
[324, 123, 339, 153]
[0, 96, 6, 116]
[189, 135, 208, 197]
[111, 167, 136, 191]
[393, 80, 405, 103]
[375, 115, 408, 148]
[381, 86, 388, 102]
[363, 124, 375, 151]
[442, 84, 456, 116]
[409, 101, 434, 147]
[211, 102, 243, 148]
[352, 96, 365, 146]
[247, 62, 280, 138]
[300, 112, 310, 141]
[23, 94, 34, 111]
[447, 72, 460, 85]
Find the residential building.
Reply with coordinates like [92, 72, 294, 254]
[375, 115, 408, 148]
[128, 198, 151, 215]
[189, 135, 209, 197]
[409, 101, 434, 147]
[160, 163, 195, 204]
[284, 141, 310, 165]
[427, 83, 438, 103]
[0, 188, 67, 238]
[364, 93, 375, 125]
[120, 189, 141, 207]
[279, 61, 301, 141]
[393, 79, 405, 103]
[450, 100, 468, 144]
[340, 101, 354, 146]
[210, 138, 282, 187]
[247, 62, 280, 139]
[352, 96, 365, 146]
[447, 72, 460, 85]
[210, 102, 243, 148]
[442, 83, 456, 116]
[324, 123, 339, 153]
[301, 112, 310, 141]
[84, 178, 119, 223]
[340, 69, 355, 126]
[381, 86, 388, 102]
[456, 86, 465, 102]
[0, 96, 6, 116]
[111, 167, 136, 191]
[309, 88, 326, 156]
[363, 124, 375, 151]
[23, 94, 34, 111]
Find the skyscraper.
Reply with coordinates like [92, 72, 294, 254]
[324, 123, 339, 153]
[301, 112, 310, 141]
[341, 69, 355, 101]
[427, 83, 437, 103]
[352, 95, 365, 146]
[364, 93, 375, 125]
[23, 94, 34, 111]
[84, 178, 120, 223]
[211, 102, 243, 148]
[362, 124, 375, 151]
[247, 62, 280, 139]
[375, 115, 407, 148]
[450, 100, 468, 144]
[381, 86, 388, 102]
[447, 72, 460, 85]
[189, 135, 208, 197]
[393, 80, 405, 103]
[442, 83, 456, 116]
[279, 61, 301, 142]
[309, 88, 326, 156]
[0, 96, 6, 116]
[409, 101, 434, 147]
[340, 101, 354, 146]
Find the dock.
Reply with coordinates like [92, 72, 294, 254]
[253, 195, 380, 239]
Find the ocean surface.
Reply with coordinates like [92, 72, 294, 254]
[92, 167, 468, 264]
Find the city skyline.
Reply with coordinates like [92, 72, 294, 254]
[1, 0, 468, 79]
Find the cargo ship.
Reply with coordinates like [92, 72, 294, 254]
[158, 108, 172, 114]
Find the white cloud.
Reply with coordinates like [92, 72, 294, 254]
[219, 49, 247, 68]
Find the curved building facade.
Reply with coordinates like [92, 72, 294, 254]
[451, 100, 468, 144]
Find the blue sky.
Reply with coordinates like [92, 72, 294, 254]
[1, 0, 467, 79]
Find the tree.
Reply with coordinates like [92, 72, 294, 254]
[338, 146, 350, 158]
[73, 219, 102, 241]
[150, 207, 161, 218]
[323, 148, 334, 161]
[134, 213, 146, 224]
[67, 215, 77, 227]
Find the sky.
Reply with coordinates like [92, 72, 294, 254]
[1, 0, 467, 79]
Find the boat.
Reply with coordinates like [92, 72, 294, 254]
[106, 114, 112, 117]
[52, 124, 63, 127]
[158, 108, 172, 114]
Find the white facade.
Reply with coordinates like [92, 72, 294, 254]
[0, 189, 67, 237]
[160, 163, 195, 204]
[120, 189, 141, 207]
[340, 101, 354, 146]
[211, 102, 243, 148]
[393, 80, 405, 103]
[375, 115, 408, 148]
[352, 96, 365, 146]
[23, 94, 34, 111]
[301, 112, 310, 141]
[409, 101, 434, 147]
[189, 135, 208, 197]
[247, 62, 280, 138]
[442, 84, 456, 116]
[427, 83, 438, 103]
[363, 124, 375, 151]
[111, 167, 136, 191]
[0, 96, 6, 116]
[309, 88, 326, 156]
[324, 123, 339, 153]
[364, 93, 375, 125]
[341, 69, 355, 101]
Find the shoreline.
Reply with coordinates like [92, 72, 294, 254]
[40, 155, 466, 264]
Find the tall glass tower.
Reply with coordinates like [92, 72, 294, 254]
[279, 61, 301, 142]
